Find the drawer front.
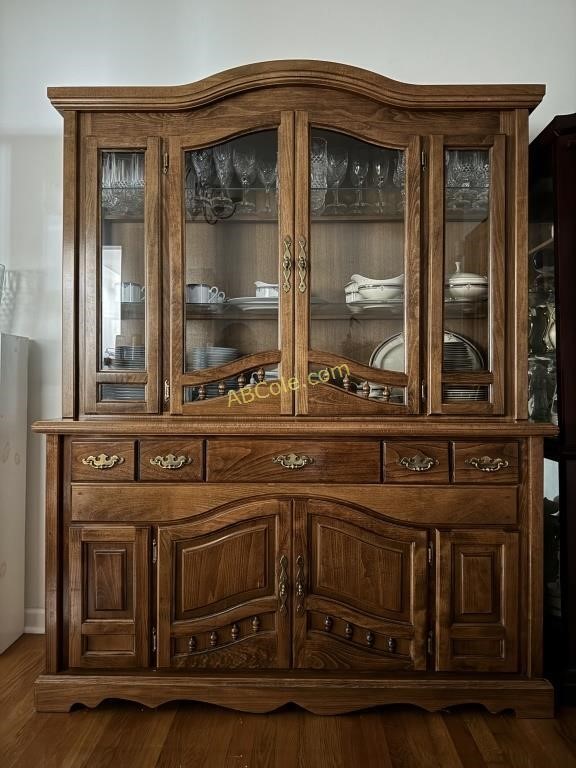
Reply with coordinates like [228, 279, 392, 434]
[139, 439, 204, 481]
[206, 440, 381, 483]
[71, 440, 136, 482]
[452, 442, 519, 484]
[384, 441, 449, 484]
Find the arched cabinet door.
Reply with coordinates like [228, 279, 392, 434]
[292, 499, 429, 671]
[156, 499, 291, 669]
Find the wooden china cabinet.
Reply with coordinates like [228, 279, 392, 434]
[34, 61, 556, 716]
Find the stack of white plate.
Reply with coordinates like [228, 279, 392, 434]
[186, 346, 239, 370]
[101, 384, 145, 400]
[114, 345, 145, 370]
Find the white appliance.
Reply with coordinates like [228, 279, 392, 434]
[0, 333, 29, 653]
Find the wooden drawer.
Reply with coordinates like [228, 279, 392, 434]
[206, 439, 381, 483]
[139, 439, 204, 481]
[452, 442, 519, 484]
[384, 441, 449, 484]
[71, 440, 135, 482]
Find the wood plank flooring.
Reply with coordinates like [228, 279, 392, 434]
[2, 635, 576, 767]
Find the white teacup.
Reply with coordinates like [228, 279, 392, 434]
[186, 283, 225, 303]
[121, 281, 145, 302]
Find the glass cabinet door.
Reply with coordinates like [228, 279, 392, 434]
[83, 137, 160, 414]
[294, 119, 421, 415]
[168, 117, 294, 414]
[428, 135, 506, 415]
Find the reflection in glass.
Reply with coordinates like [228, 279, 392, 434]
[183, 131, 279, 398]
[100, 151, 146, 393]
[310, 129, 405, 402]
[443, 148, 490, 402]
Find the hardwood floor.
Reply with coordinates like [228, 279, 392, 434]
[2, 635, 576, 767]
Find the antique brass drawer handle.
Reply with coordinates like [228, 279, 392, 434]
[81, 453, 124, 470]
[297, 236, 307, 292]
[149, 454, 192, 470]
[272, 453, 314, 470]
[465, 455, 509, 473]
[399, 455, 438, 472]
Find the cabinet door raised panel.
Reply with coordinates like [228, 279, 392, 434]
[293, 499, 428, 671]
[157, 498, 291, 669]
[435, 529, 519, 672]
[68, 525, 149, 668]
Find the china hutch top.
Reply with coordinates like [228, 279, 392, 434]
[44, 60, 548, 428]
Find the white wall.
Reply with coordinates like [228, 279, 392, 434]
[1, 0, 575, 624]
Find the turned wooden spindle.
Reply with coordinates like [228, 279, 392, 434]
[237, 372, 246, 388]
[257, 368, 265, 382]
[231, 623, 240, 641]
[387, 636, 396, 653]
[343, 374, 350, 391]
[187, 637, 196, 653]
[345, 623, 354, 640]
[251, 616, 260, 633]
[361, 381, 371, 398]
[197, 384, 206, 400]
[366, 631, 375, 647]
[324, 616, 333, 633]
[218, 381, 226, 396]
[209, 631, 218, 647]
[382, 386, 391, 403]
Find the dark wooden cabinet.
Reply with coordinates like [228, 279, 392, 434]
[34, 62, 556, 717]
[529, 113, 576, 701]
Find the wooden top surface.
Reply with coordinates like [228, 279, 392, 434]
[33, 417, 558, 437]
[47, 60, 545, 114]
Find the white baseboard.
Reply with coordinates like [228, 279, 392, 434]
[24, 608, 45, 634]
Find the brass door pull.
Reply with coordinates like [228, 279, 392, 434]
[81, 454, 124, 470]
[295, 555, 305, 614]
[465, 456, 509, 472]
[282, 235, 292, 292]
[297, 236, 307, 292]
[278, 554, 289, 615]
[149, 453, 192, 470]
[272, 453, 314, 470]
[399, 455, 439, 472]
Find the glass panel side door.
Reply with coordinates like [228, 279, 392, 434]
[293, 112, 422, 416]
[83, 137, 161, 414]
[168, 114, 295, 415]
[428, 135, 506, 415]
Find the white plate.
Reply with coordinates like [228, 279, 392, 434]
[370, 331, 484, 372]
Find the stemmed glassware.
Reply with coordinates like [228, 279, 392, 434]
[257, 148, 277, 214]
[310, 137, 328, 214]
[191, 148, 214, 201]
[349, 150, 370, 214]
[392, 150, 406, 212]
[212, 142, 235, 218]
[371, 150, 390, 214]
[233, 140, 257, 213]
[325, 146, 348, 214]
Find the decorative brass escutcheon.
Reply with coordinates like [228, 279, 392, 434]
[465, 455, 509, 473]
[273, 453, 314, 470]
[282, 235, 292, 292]
[81, 453, 124, 470]
[149, 453, 192, 470]
[399, 455, 439, 472]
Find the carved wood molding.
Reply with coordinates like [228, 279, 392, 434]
[47, 60, 545, 114]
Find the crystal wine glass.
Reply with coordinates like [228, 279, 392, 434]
[191, 148, 214, 201]
[310, 137, 328, 214]
[212, 142, 236, 218]
[392, 150, 406, 213]
[349, 149, 369, 214]
[232, 140, 257, 213]
[257, 148, 277, 214]
[371, 149, 390, 214]
[325, 145, 348, 214]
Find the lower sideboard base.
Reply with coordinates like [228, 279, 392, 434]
[34, 674, 555, 718]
